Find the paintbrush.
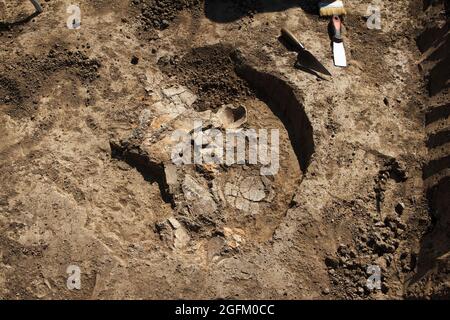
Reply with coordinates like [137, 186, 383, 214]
[319, 1, 347, 17]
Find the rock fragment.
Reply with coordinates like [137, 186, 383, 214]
[223, 227, 246, 249]
[156, 217, 190, 249]
[182, 175, 217, 217]
[240, 176, 266, 202]
[162, 86, 186, 98]
[395, 202, 405, 215]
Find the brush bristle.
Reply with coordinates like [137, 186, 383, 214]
[319, 7, 347, 17]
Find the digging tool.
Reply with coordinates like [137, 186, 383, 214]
[319, 1, 347, 17]
[30, 0, 43, 14]
[281, 28, 332, 77]
[331, 15, 347, 67]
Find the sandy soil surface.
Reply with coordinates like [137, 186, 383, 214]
[0, 0, 448, 299]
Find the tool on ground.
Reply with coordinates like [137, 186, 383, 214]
[30, 0, 43, 14]
[319, 1, 346, 17]
[331, 15, 347, 67]
[281, 28, 332, 77]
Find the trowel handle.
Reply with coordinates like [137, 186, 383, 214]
[332, 15, 343, 40]
[281, 28, 305, 51]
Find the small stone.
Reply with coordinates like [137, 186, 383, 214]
[235, 197, 251, 212]
[179, 90, 197, 106]
[337, 244, 349, 256]
[117, 161, 130, 171]
[173, 228, 190, 249]
[144, 86, 153, 94]
[249, 202, 260, 214]
[168, 217, 181, 230]
[376, 241, 396, 254]
[325, 256, 339, 268]
[162, 86, 186, 98]
[169, 94, 182, 106]
[164, 164, 178, 186]
[182, 175, 217, 216]
[395, 202, 405, 215]
[161, 19, 169, 28]
[44, 279, 52, 290]
[322, 288, 330, 295]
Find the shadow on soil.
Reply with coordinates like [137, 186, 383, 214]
[204, 0, 318, 23]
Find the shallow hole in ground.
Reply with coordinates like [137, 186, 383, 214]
[156, 44, 315, 240]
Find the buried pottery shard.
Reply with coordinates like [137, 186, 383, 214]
[240, 176, 266, 202]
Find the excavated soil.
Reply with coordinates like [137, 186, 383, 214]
[0, 47, 100, 118]
[0, 0, 448, 300]
[158, 44, 253, 112]
[132, 0, 202, 30]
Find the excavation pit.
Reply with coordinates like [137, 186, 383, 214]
[125, 44, 317, 241]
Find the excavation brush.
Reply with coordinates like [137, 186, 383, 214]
[319, 1, 347, 16]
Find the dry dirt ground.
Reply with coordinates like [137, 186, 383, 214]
[0, 0, 448, 299]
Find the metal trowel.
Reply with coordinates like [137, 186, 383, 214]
[281, 28, 332, 77]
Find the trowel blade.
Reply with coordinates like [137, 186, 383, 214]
[333, 41, 347, 67]
[297, 49, 332, 76]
